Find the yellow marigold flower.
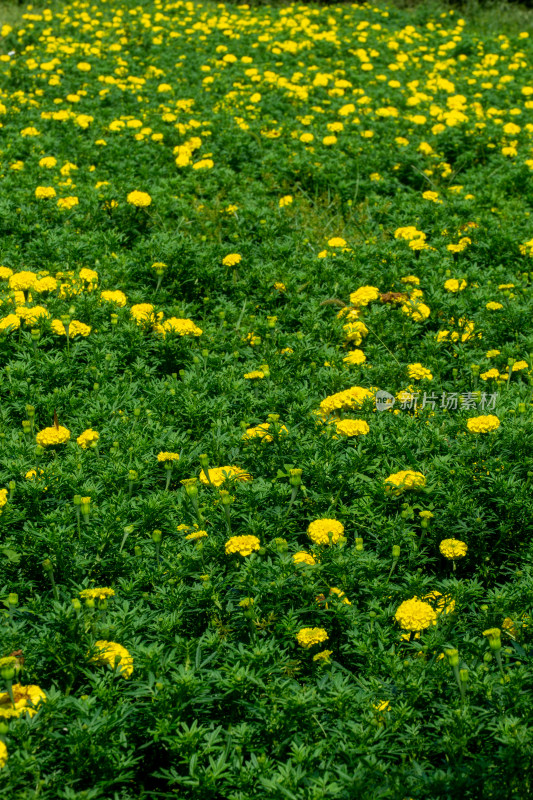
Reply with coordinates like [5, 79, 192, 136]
[126, 190, 152, 208]
[422, 190, 442, 203]
[0, 684, 47, 719]
[242, 422, 288, 442]
[385, 470, 426, 495]
[307, 518, 344, 546]
[36, 426, 70, 446]
[327, 237, 347, 248]
[21, 127, 40, 137]
[200, 466, 252, 487]
[9, 271, 37, 291]
[444, 279, 467, 292]
[279, 195, 293, 207]
[157, 318, 202, 337]
[192, 158, 214, 170]
[394, 226, 426, 242]
[79, 587, 115, 601]
[79, 268, 98, 286]
[401, 301, 431, 322]
[0, 740, 6, 768]
[296, 627, 329, 648]
[225, 535, 260, 556]
[35, 186, 56, 199]
[157, 451, 180, 462]
[293, 551, 316, 566]
[185, 529, 208, 540]
[343, 320, 369, 345]
[77, 429, 99, 449]
[244, 370, 266, 380]
[401, 275, 420, 285]
[0, 314, 21, 333]
[39, 156, 57, 168]
[313, 650, 333, 662]
[343, 350, 366, 366]
[100, 290, 127, 307]
[34, 277, 57, 293]
[0, 488, 7, 508]
[16, 306, 48, 326]
[0, 267, 13, 280]
[439, 539, 468, 559]
[331, 419, 369, 437]
[486, 301, 503, 310]
[51, 319, 91, 337]
[222, 253, 242, 267]
[512, 360, 528, 372]
[395, 598, 437, 632]
[407, 363, 433, 381]
[481, 368, 500, 381]
[349, 286, 379, 307]
[467, 415, 500, 433]
[92, 641, 133, 678]
[319, 386, 374, 417]
[274, 282, 286, 292]
[131, 303, 156, 323]
[57, 196, 79, 210]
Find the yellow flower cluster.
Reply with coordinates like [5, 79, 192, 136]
[157, 451, 180, 462]
[319, 386, 375, 417]
[439, 539, 468, 559]
[466, 415, 500, 433]
[296, 627, 329, 648]
[77, 429, 99, 449]
[222, 253, 242, 267]
[394, 598, 437, 632]
[36, 426, 71, 446]
[0, 684, 47, 719]
[51, 319, 91, 337]
[407, 363, 433, 381]
[384, 470, 426, 495]
[224, 535, 261, 556]
[331, 419, 370, 438]
[126, 190, 152, 207]
[343, 350, 366, 366]
[307, 518, 344, 546]
[349, 286, 380, 307]
[101, 290, 127, 307]
[79, 587, 115, 601]
[92, 641, 134, 678]
[242, 422, 288, 442]
[200, 466, 251, 487]
[292, 551, 316, 566]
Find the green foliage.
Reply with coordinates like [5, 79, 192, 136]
[0, 0, 533, 797]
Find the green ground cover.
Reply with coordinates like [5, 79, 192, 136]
[0, 0, 533, 797]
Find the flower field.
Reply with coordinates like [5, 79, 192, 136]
[1, 0, 533, 796]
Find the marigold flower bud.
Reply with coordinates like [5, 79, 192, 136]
[483, 627, 502, 651]
[7, 593, 18, 607]
[392, 545, 401, 559]
[289, 468, 302, 487]
[444, 648, 459, 667]
[152, 529, 162, 543]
